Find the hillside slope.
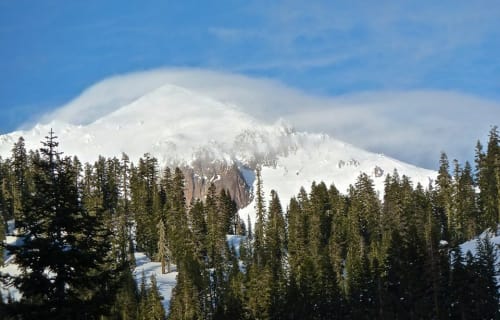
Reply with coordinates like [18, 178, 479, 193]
[0, 84, 436, 218]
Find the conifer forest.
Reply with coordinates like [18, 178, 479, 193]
[0, 126, 499, 320]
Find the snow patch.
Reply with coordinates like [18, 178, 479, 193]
[133, 252, 178, 315]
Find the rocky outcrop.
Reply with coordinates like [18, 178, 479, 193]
[182, 161, 251, 209]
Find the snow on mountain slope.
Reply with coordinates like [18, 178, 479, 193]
[0, 83, 437, 222]
[0, 84, 261, 164]
[239, 131, 436, 224]
[460, 229, 500, 288]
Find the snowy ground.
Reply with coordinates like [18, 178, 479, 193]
[133, 252, 178, 315]
[131, 235, 245, 315]
[459, 229, 500, 285]
[0, 220, 22, 301]
[5, 219, 497, 315]
[226, 234, 245, 257]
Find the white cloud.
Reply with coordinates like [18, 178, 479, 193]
[33, 68, 500, 169]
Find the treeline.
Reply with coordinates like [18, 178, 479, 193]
[0, 130, 240, 319]
[166, 126, 500, 320]
[0, 126, 499, 319]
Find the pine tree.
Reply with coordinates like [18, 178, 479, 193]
[455, 161, 478, 240]
[449, 246, 474, 320]
[0, 157, 15, 222]
[416, 181, 446, 319]
[0, 211, 5, 266]
[10, 137, 29, 223]
[219, 189, 238, 235]
[5, 130, 116, 319]
[110, 267, 139, 320]
[189, 199, 207, 261]
[168, 251, 205, 320]
[286, 196, 307, 296]
[253, 167, 266, 268]
[264, 190, 287, 319]
[345, 237, 374, 319]
[435, 152, 454, 242]
[245, 264, 272, 320]
[349, 173, 381, 247]
[222, 245, 245, 319]
[205, 183, 225, 268]
[169, 167, 189, 264]
[470, 236, 499, 319]
[147, 275, 166, 320]
[157, 219, 171, 274]
[475, 127, 500, 230]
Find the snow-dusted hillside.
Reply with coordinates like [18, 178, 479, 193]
[460, 229, 500, 286]
[0, 83, 436, 223]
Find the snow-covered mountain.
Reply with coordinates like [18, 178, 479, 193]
[0, 84, 436, 222]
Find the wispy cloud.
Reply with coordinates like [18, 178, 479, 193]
[208, 27, 260, 42]
[34, 69, 500, 169]
[207, 1, 500, 95]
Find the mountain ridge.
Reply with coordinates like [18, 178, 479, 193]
[0, 84, 437, 219]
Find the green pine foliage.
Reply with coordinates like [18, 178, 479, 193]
[3, 130, 118, 319]
[0, 211, 5, 267]
[1, 127, 499, 319]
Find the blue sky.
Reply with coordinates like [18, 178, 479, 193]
[1, 0, 500, 167]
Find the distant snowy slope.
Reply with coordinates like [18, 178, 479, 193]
[0, 84, 261, 164]
[0, 83, 437, 221]
[239, 131, 435, 223]
[460, 229, 500, 288]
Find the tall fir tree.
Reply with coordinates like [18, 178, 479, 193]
[253, 167, 266, 268]
[470, 236, 499, 319]
[5, 130, 116, 319]
[264, 190, 287, 319]
[157, 219, 171, 274]
[10, 137, 29, 223]
[435, 152, 454, 242]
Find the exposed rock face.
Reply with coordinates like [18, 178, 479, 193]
[374, 166, 384, 177]
[182, 161, 251, 209]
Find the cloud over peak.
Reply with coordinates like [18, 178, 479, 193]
[34, 68, 500, 169]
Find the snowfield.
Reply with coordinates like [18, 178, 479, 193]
[0, 84, 436, 225]
[460, 229, 500, 285]
[133, 252, 178, 314]
[1, 221, 23, 301]
[1, 82, 440, 314]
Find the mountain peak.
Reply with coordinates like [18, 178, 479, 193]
[0, 84, 436, 219]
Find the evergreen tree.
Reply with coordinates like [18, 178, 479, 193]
[5, 130, 116, 319]
[147, 275, 166, 320]
[157, 219, 171, 274]
[384, 227, 428, 320]
[168, 251, 205, 320]
[0, 211, 5, 266]
[475, 127, 500, 231]
[435, 152, 454, 242]
[253, 167, 266, 268]
[349, 173, 381, 247]
[345, 238, 374, 320]
[0, 158, 15, 222]
[470, 236, 499, 319]
[219, 189, 238, 235]
[449, 246, 475, 320]
[222, 245, 245, 319]
[169, 168, 189, 264]
[245, 264, 272, 320]
[110, 267, 139, 320]
[10, 137, 29, 223]
[455, 161, 478, 240]
[264, 190, 287, 319]
[189, 199, 207, 261]
[204, 184, 230, 317]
